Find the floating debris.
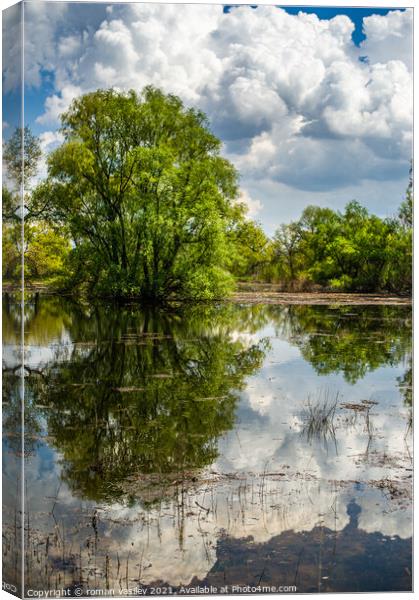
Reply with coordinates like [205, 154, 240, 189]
[112, 387, 145, 393]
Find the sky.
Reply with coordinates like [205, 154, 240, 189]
[2, 2, 413, 234]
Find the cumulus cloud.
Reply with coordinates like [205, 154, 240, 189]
[236, 189, 263, 218]
[23, 2, 69, 89]
[36, 130, 65, 181]
[2, 3, 22, 93]
[17, 3, 413, 223]
[36, 84, 83, 126]
[58, 34, 82, 58]
[361, 9, 413, 69]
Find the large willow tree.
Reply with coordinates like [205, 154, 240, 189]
[34, 87, 244, 301]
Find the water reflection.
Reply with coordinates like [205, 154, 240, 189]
[4, 297, 270, 502]
[2, 294, 412, 593]
[266, 304, 412, 384]
[191, 500, 411, 593]
[41, 309, 269, 503]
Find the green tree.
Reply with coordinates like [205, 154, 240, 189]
[3, 127, 70, 283]
[2, 187, 20, 223]
[398, 163, 413, 229]
[24, 222, 71, 280]
[270, 196, 412, 294]
[3, 126, 42, 194]
[230, 220, 274, 279]
[2, 223, 21, 280]
[35, 87, 244, 301]
[327, 201, 394, 291]
[297, 205, 340, 286]
[272, 222, 304, 285]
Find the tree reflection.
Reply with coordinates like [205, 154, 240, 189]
[2, 296, 412, 505]
[11, 299, 269, 503]
[269, 304, 412, 384]
[398, 356, 412, 407]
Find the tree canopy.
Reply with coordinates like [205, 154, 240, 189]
[3, 126, 42, 193]
[271, 200, 412, 294]
[34, 87, 244, 301]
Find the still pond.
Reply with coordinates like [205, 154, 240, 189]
[2, 294, 412, 594]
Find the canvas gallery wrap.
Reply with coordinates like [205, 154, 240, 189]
[1, 0, 413, 597]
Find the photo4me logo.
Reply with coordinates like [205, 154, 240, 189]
[177, 585, 297, 594]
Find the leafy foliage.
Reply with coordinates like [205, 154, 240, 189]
[3, 126, 41, 192]
[34, 87, 243, 300]
[230, 220, 274, 280]
[24, 222, 72, 280]
[271, 199, 412, 293]
[3, 127, 70, 284]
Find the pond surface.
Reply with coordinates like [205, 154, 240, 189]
[2, 294, 412, 594]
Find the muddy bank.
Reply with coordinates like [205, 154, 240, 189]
[232, 290, 411, 305]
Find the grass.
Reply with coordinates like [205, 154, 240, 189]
[301, 390, 339, 451]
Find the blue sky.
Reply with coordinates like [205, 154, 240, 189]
[2, 3, 413, 233]
[224, 5, 405, 46]
[281, 6, 405, 44]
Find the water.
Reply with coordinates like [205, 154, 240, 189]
[2, 294, 412, 594]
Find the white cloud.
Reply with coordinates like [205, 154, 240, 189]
[236, 189, 263, 218]
[23, 2, 69, 89]
[36, 84, 83, 126]
[361, 9, 413, 70]
[58, 35, 81, 58]
[39, 130, 64, 150]
[321, 60, 412, 144]
[34, 130, 65, 182]
[18, 4, 413, 225]
[2, 3, 22, 93]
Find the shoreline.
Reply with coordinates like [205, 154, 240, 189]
[2, 282, 412, 306]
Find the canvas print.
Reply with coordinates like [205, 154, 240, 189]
[2, 1, 413, 597]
